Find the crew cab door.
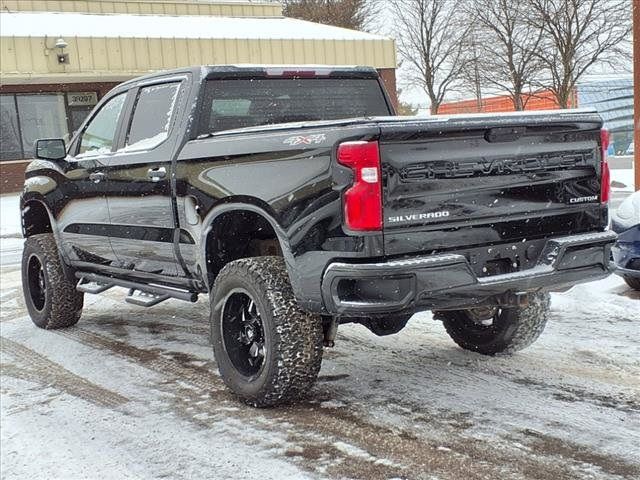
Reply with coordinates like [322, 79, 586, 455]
[58, 92, 128, 266]
[104, 78, 187, 276]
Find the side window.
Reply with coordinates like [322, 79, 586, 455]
[78, 93, 126, 156]
[125, 83, 180, 151]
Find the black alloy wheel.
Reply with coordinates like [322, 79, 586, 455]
[221, 290, 267, 377]
[21, 233, 84, 329]
[438, 292, 551, 356]
[210, 256, 323, 407]
[26, 254, 47, 311]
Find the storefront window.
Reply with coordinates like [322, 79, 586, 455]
[0, 92, 98, 161]
[0, 95, 22, 160]
[16, 94, 69, 157]
[69, 106, 94, 136]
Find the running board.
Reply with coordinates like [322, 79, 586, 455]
[76, 279, 114, 294]
[125, 289, 170, 307]
[75, 272, 198, 304]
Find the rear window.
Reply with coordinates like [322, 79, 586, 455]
[199, 78, 390, 134]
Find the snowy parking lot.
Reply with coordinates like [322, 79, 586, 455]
[1, 190, 638, 480]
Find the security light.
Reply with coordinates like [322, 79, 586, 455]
[54, 37, 69, 64]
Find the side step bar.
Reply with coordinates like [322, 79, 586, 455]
[75, 272, 198, 305]
[77, 279, 114, 294]
[125, 290, 170, 308]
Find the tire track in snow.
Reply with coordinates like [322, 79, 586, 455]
[0, 337, 128, 408]
[512, 376, 640, 413]
[52, 326, 636, 480]
[338, 327, 640, 415]
[55, 328, 224, 394]
[53, 328, 414, 477]
[88, 315, 210, 338]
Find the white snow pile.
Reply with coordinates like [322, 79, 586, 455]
[611, 191, 640, 228]
[611, 168, 636, 192]
[0, 12, 390, 41]
[0, 195, 20, 238]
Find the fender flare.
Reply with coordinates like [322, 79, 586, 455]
[20, 196, 76, 283]
[20, 195, 55, 238]
[198, 201, 300, 292]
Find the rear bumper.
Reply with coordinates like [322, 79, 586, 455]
[321, 231, 617, 315]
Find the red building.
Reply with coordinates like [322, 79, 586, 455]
[438, 89, 576, 115]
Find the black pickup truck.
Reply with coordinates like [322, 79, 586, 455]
[22, 65, 615, 406]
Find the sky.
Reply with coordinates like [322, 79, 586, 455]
[374, 1, 634, 113]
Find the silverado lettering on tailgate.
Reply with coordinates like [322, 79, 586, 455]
[388, 211, 451, 224]
[398, 151, 593, 182]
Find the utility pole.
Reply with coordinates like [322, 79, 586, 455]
[634, 0, 639, 191]
[471, 39, 483, 112]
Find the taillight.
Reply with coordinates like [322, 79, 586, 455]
[600, 129, 610, 204]
[337, 141, 382, 231]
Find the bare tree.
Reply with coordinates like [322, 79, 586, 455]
[396, 88, 419, 116]
[282, 0, 379, 31]
[530, 0, 632, 108]
[390, 0, 471, 114]
[465, 0, 545, 111]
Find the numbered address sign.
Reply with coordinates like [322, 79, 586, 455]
[67, 92, 98, 107]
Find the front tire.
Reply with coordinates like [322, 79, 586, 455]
[438, 292, 550, 356]
[22, 233, 84, 329]
[210, 257, 323, 407]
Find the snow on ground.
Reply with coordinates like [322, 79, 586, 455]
[0, 195, 20, 238]
[1, 237, 639, 478]
[611, 169, 636, 192]
[0, 238, 23, 268]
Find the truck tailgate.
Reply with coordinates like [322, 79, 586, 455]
[379, 111, 608, 259]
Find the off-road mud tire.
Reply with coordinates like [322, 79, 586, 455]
[210, 256, 323, 407]
[439, 291, 550, 356]
[623, 275, 640, 291]
[22, 233, 83, 329]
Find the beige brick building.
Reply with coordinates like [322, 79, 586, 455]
[0, 0, 397, 192]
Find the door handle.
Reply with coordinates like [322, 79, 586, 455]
[89, 172, 106, 183]
[147, 166, 167, 182]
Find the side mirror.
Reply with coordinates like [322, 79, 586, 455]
[35, 138, 66, 161]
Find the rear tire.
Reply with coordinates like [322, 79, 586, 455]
[21, 233, 83, 329]
[438, 292, 550, 356]
[623, 275, 640, 291]
[210, 257, 323, 407]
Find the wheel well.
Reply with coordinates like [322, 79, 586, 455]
[205, 210, 282, 288]
[22, 201, 53, 237]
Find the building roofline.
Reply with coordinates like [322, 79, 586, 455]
[0, 12, 392, 41]
[0, 0, 283, 17]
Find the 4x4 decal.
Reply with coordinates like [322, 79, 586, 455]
[283, 134, 327, 146]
